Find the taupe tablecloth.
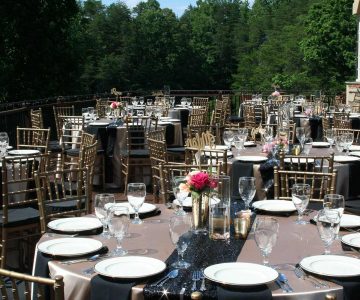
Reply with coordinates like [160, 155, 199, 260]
[33, 205, 347, 300]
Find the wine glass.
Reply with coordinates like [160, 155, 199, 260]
[323, 194, 344, 239]
[186, 97, 192, 107]
[172, 176, 188, 216]
[291, 184, 310, 225]
[169, 215, 192, 269]
[105, 106, 112, 119]
[296, 127, 306, 149]
[303, 138, 313, 155]
[127, 183, 146, 224]
[139, 97, 145, 105]
[88, 107, 95, 121]
[94, 193, 115, 238]
[263, 126, 273, 143]
[325, 129, 335, 148]
[0, 132, 9, 157]
[316, 209, 341, 254]
[254, 217, 279, 266]
[233, 135, 245, 154]
[238, 177, 256, 210]
[108, 206, 130, 256]
[223, 131, 234, 148]
[343, 132, 354, 155]
[334, 135, 345, 154]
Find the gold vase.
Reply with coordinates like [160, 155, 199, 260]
[192, 193, 209, 233]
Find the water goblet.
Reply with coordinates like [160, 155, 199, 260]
[233, 135, 245, 154]
[139, 97, 145, 105]
[325, 129, 335, 148]
[169, 215, 192, 269]
[223, 131, 234, 148]
[323, 194, 344, 239]
[343, 132, 354, 155]
[94, 193, 115, 238]
[292, 184, 310, 225]
[0, 132, 9, 156]
[127, 183, 146, 224]
[105, 106, 112, 119]
[263, 126, 273, 143]
[316, 209, 341, 254]
[108, 206, 130, 256]
[334, 135, 345, 154]
[147, 99, 153, 106]
[254, 217, 279, 266]
[296, 127, 306, 149]
[88, 107, 95, 121]
[238, 177, 256, 211]
[186, 98, 192, 107]
[172, 176, 189, 216]
[303, 138, 312, 155]
[181, 97, 187, 107]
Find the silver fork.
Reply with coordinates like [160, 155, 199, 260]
[200, 269, 206, 291]
[294, 267, 327, 288]
[191, 271, 201, 291]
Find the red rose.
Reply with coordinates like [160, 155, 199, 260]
[190, 172, 210, 191]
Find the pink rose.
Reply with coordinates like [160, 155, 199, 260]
[272, 90, 280, 97]
[110, 101, 117, 109]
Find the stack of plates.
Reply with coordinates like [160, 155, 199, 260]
[234, 156, 267, 162]
[8, 149, 40, 156]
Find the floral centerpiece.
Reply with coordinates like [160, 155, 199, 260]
[180, 170, 217, 233]
[304, 107, 313, 117]
[110, 101, 123, 118]
[271, 90, 280, 97]
[262, 134, 289, 157]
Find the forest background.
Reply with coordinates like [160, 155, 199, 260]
[0, 0, 357, 102]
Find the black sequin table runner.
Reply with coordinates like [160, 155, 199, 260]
[143, 202, 255, 299]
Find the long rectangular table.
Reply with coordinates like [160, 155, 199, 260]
[33, 205, 349, 300]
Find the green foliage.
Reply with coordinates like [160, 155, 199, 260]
[0, 0, 358, 101]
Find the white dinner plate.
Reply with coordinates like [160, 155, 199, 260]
[284, 158, 315, 164]
[350, 145, 360, 151]
[300, 255, 360, 277]
[341, 233, 360, 248]
[334, 155, 360, 163]
[38, 238, 103, 257]
[88, 122, 110, 126]
[244, 141, 256, 147]
[349, 113, 360, 118]
[47, 217, 102, 233]
[294, 114, 308, 118]
[167, 118, 181, 122]
[252, 200, 296, 212]
[204, 262, 278, 286]
[234, 156, 268, 162]
[204, 145, 229, 151]
[312, 142, 330, 148]
[158, 121, 172, 125]
[350, 151, 360, 157]
[160, 117, 171, 120]
[173, 196, 220, 208]
[8, 149, 40, 156]
[95, 256, 166, 279]
[340, 214, 360, 228]
[106, 202, 157, 214]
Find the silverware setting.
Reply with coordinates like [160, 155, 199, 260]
[191, 270, 201, 291]
[199, 269, 206, 291]
[60, 253, 109, 265]
[278, 273, 294, 292]
[294, 266, 329, 288]
[275, 278, 288, 293]
[151, 269, 179, 287]
[81, 267, 96, 276]
[44, 233, 78, 238]
[342, 227, 360, 233]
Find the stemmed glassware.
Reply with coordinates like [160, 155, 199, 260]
[325, 129, 335, 148]
[334, 135, 345, 154]
[108, 206, 130, 256]
[291, 184, 310, 225]
[223, 131, 234, 148]
[303, 138, 313, 155]
[172, 176, 188, 216]
[296, 127, 306, 150]
[238, 177, 256, 210]
[0, 132, 9, 157]
[127, 183, 146, 224]
[254, 217, 279, 266]
[323, 194, 344, 239]
[263, 126, 273, 143]
[169, 215, 192, 269]
[94, 193, 115, 238]
[343, 132, 354, 155]
[316, 209, 341, 254]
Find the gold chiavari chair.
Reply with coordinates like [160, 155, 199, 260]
[210, 98, 229, 127]
[279, 151, 334, 173]
[322, 115, 331, 139]
[158, 163, 222, 204]
[96, 98, 111, 118]
[188, 108, 208, 126]
[53, 106, 75, 141]
[1, 153, 49, 269]
[0, 267, 64, 300]
[16, 127, 50, 153]
[185, 147, 228, 175]
[30, 108, 44, 129]
[35, 168, 90, 234]
[333, 128, 360, 144]
[121, 117, 155, 193]
[147, 129, 180, 202]
[351, 102, 360, 113]
[274, 167, 337, 202]
[192, 97, 209, 112]
[333, 116, 351, 129]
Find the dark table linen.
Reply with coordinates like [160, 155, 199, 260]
[217, 285, 272, 300]
[90, 276, 137, 300]
[231, 161, 254, 200]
